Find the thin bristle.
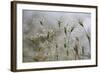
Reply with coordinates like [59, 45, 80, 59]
[82, 46, 85, 55]
[40, 21, 43, 25]
[64, 43, 67, 48]
[86, 34, 90, 42]
[71, 26, 75, 32]
[58, 21, 61, 28]
[74, 43, 78, 55]
[79, 20, 84, 27]
[64, 27, 67, 34]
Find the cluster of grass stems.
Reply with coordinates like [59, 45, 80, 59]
[28, 19, 90, 61]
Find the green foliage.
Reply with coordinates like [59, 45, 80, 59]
[64, 27, 67, 35]
[64, 43, 67, 48]
[24, 17, 90, 62]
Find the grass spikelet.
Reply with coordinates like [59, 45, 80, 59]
[86, 34, 90, 44]
[64, 43, 67, 48]
[79, 20, 84, 27]
[58, 21, 61, 28]
[64, 27, 67, 35]
[82, 46, 85, 55]
[71, 26, 75, 32]
[40, 21, 43, 26]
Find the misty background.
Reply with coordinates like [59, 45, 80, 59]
[22, 10, 91, 62]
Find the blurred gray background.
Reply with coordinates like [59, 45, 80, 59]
[22, 10, 91, 62]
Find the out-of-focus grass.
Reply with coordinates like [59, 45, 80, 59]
[23, 18, 91, 62]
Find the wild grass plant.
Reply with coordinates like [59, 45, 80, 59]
[23, 11, 91, 62]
